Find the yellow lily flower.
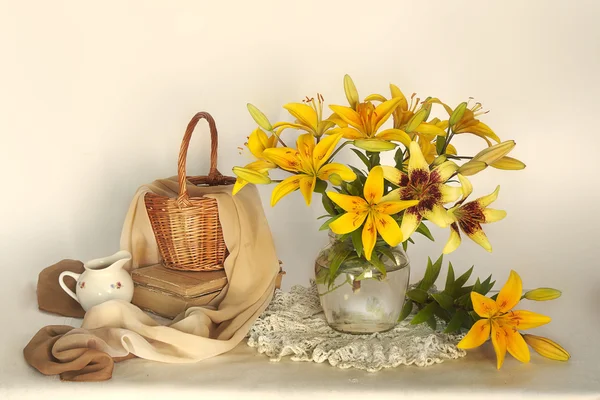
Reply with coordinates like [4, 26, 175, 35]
[326, 166, 418, 260]
[263, 133, 356, 206]
[274, 94, 337, 138]
[381, 142, 461, 240]
[446, 102, 501, 145]
[365, 85, 447, 141]
[232, 128, 278, 195]
[457, 270, 552, 369]
[328, 99, 412, 149]
[523, 334, 570, 361]
[442, 185, 506, 254]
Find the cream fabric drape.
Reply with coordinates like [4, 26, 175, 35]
[53, 179, 279, 362]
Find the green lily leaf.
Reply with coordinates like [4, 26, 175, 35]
[398, 300, 413, 322]
[418, 254, 443, 291]
[432, 292, 454, 311]
[410, 302, 436, 325]
[351, 149, 370, 168]
[351, 229, 363, 258]
[445, 262, 455, 293]
[415, 222, 435, 241]
[444, 310, 467, 333]
[322, 194, 337, 215]
[319, 214, 343, 231]
[406, 288, 428, 304]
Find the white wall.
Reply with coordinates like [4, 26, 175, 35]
[1, 0, 599, 306]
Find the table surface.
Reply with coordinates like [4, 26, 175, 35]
[1, 279, 599, 400]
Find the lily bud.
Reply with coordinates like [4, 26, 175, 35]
[523, 334, 570, 361]
[354, 139, 397, 152]
[432, 155, 447, 166]
[457, 161, 488, 176]
[232, 167, 271, 185]
[328, 173, 343, 186]
[491, 156, 526, 170]
[524, 288, 562, 301]
[449, 102, 468, 126]
[405, 108, 428, 133]
[473, 140, 516, 164]
[343, 74, 359, 109]
[247, 103, 273, 131]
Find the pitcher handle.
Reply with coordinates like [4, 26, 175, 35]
[59, 271, 81, 303]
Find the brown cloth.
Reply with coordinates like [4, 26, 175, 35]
[37, 260, 85, 318]
[23, 325, 135, 382]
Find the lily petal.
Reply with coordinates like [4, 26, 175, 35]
[296, 133, 316, 164]
[329, 211, 368, 235]
[414, 122, 447, 139]
[457, 174, 473, 201]
[318, 163, 357, 182]
[362, 214, 377, 260]
[505, 329, 531, 364]
[491, 321, 508, 369]
[461, 224, 493, 252]
[389, 83, 408, 110]
[491, 156, 526, 170]
[381, 166, 408, 186]
[232, 166, 271, 184]
[442, 223, 462, 254]
[408, 141, 429, 183]
[313, 133, 344, 170]
[400, 209, 422, 240]
[496, 270, 523, 313]
[471, 291, 499, 318]
[326, 192, 368, 212]
[504, 310, 551, 330]
[374, 200, 420, 215]
[422, 204, 452, 228]
[263, 148, 301, 172]
[363, 166, 384, 205]
[248, 128, 270, 159]
[328, 127, 365, 139]
[441, 185, 462, 203]
[270, 175, 302, 206]
[483, 208, 507, 223]
[373, 97, 404, 132]
[374, 213, 403, 246]
[431, 161, 458, 182]
[329, 105, 365, 131]
[283, 103, 318, 131]
[457, 319, 491, 349]
[476, 186, 501, 208]
[298, 175, 316, 206]
[375, 129, 411, 147]
[232, 179, 248, 195]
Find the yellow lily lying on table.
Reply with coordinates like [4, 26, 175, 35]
[457, 270, 569, 369]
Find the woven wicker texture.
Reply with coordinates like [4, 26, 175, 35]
[145, 112, 236, 271]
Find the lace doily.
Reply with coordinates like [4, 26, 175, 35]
[247, 283, 466, 372]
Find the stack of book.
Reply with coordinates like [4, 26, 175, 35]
[131, 264, 285, 318]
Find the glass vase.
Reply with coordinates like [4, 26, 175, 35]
[315, 231, 410, 334]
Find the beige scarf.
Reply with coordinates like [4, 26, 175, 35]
[51, 178, 279, 363]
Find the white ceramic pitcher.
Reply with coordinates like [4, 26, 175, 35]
[59, 250, 134, 312]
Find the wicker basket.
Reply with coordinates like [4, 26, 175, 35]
[144, 112, 236, 272]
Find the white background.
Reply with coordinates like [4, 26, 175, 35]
[1, 0, 600, 352]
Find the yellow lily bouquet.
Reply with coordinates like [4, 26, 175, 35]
[232, 75, 568, 368]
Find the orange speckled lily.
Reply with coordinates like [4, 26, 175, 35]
[326, 166, 418, 260]
[263, 133, 356, 206]
[232, 128, 278, 195]
[381, 142, 461, 240]
[457, 271, 552, 369]
[445, 102, 501, 146]
[443, 182, 507, 254]
[328, 99, 412, 150]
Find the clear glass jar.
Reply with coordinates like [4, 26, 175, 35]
[315, 231, 410, 334]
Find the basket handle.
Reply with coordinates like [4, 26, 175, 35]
[177, 112, 229, 205]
